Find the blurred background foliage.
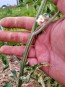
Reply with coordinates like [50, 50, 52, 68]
[0, 0, 63, 19]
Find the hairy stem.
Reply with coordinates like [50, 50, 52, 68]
[17, 0, 52, 87]
[32, 0, 48, 32]
[33, 11, 59, 36]
[17, 34, 34, 87]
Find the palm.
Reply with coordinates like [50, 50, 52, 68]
[34, 20, 65, 86]
[0, 17, 65, 86]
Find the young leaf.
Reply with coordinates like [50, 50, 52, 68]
[3, 64, 9, 71]
[1, 54, 9, 71]
[1, 54, 8, 65]
[3, 82, 13, 87]
[11, 70, 17, 79]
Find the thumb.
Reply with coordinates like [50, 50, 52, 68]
[53, 0, 65, 15]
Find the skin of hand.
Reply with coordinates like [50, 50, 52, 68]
[0, 0, 65, 86]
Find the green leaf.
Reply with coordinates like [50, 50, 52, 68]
[1, 54, 9, 71]
[3, 64, 9, 71]
[11, 70, 17, 79]
[1, 54, 8, 65]
[3, 82, 13, 87]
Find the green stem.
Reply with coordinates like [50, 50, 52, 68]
[31, 0, 48, 32]
[18, 10, 59, 86]
[18, 35, 34, 87]
[17, 0, 48, 87]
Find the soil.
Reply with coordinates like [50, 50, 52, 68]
[0, 56, 20, 87]
[0, 56, 61, 87]
[0, 56, 40, 87]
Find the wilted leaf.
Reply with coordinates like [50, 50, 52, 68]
[38, 76, 45, 87]
[31, 62, 49, 70]
[20, 73, 31, 83]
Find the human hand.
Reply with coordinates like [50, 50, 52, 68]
[0, 0, 65, 86]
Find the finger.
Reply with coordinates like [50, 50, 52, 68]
[0, 45, 36, 57]
[27, 58, 38, 65]
[0, 17, 35, 30]
[53, 0, 65, 15]
[0, 30, 30, 44]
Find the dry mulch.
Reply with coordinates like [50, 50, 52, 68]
[0, 56, 61, 87]
[0, 56, 20, 87]
[0, 56, 40, 87]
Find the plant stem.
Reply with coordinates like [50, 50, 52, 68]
[33, 11, 59, 36]
[18, 34, 34, 87]
[32, 0, 48, 32]
[17, 0, 49, 87]
[18, 10, 59, 86]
